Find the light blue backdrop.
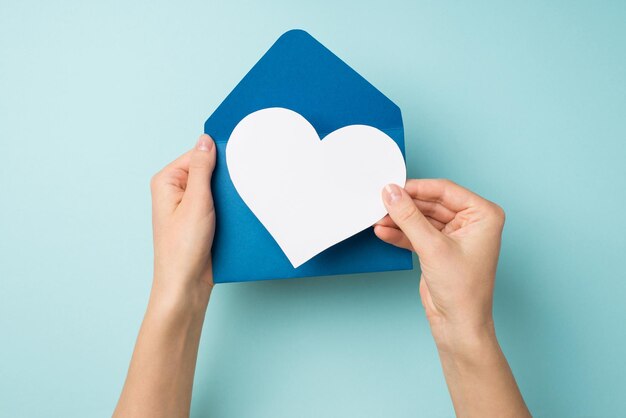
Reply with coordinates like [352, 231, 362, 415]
[1, 1, 625, 417]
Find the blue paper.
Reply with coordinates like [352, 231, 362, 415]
[205, 29, 413, 283]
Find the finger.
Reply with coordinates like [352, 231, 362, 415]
[150, 150, 194, 215]
[377, 199, 455, 227]
[378, 216, 455, 244]
[164, 149, 193, 172]
[426, 216, 446, 231]
[182, 134, 217, 210]
[378, 213, 446, 231]
[404, 179, 483, 212]
[382, 184, 444, 255]
[373, 225, 413, 251]
[375, 214, 396, 228]
[414, 199, 457, 224]
[151, 150, 193, 190]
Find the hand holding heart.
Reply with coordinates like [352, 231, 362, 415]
[226, 108, 506, 348]
[375, 179, 506, 350]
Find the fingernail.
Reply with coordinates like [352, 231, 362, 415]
[384, 184, 402, 205]
[196, 134, 213, 151]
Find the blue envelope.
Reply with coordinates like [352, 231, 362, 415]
[205, 29, 413, 283]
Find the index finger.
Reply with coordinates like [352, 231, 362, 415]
[404, 179, 484, 212]
[161, 149, 193, 173]
[150, 149, 194, 211]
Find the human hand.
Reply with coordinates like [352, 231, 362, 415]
[375, 179, 506, 350]
[113, 135, 217, 418]
[149, 134, 217, 308]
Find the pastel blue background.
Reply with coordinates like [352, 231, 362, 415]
[1, 1, 625, 417]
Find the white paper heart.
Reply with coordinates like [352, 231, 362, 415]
[226, 107, 407, 267]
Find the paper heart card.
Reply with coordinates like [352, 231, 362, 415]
[205, 29, 413, 283]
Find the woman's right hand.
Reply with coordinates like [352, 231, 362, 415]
[376, 179, 530, 417]
[375, 179, 506, 350]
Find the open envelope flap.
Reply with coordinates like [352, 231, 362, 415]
[205, 29, 413, 283]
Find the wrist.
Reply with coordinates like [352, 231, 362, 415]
[429, 317, 499, 364]
[149, 275, 212, 319]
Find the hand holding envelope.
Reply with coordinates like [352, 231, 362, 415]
[205, 30, 412, 283]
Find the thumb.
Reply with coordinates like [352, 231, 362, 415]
[382, 183, 442, 255]
[184, 134, 216, 207]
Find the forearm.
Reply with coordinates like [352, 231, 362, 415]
[431, 322, 531, 418]
[113, 282, 211, 418]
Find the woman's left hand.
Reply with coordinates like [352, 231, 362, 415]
[149, 134, 217, 307]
